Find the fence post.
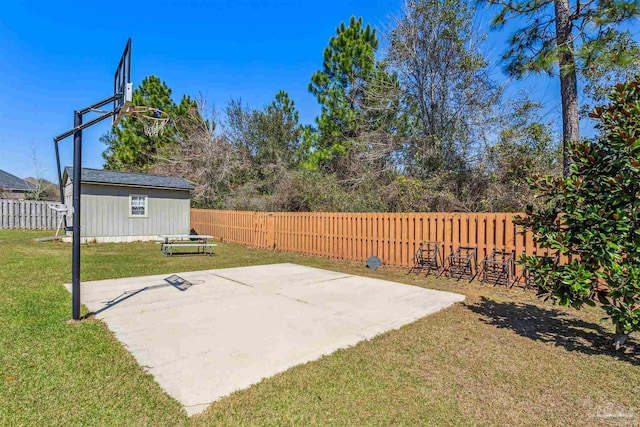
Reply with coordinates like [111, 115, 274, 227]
[266, 213, 275, 250]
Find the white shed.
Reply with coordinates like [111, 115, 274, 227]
[63, 167, 193, 243]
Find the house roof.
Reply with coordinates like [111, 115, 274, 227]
[64, 167, 194, 191]
[0, 169, 33, 191]
[24, 176, 55, 187]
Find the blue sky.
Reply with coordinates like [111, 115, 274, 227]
[0, 0, 577, 182]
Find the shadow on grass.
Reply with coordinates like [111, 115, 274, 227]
[464, 296, 639, 365]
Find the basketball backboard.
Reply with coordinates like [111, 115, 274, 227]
[113, 38, 132, 126]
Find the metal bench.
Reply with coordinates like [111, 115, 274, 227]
[440, 246, 478, 282]
[408, 241, 443, 275]
[163, 243, 216, 256]
[480, 249, 514, 286]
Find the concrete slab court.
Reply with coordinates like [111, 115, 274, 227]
[67, 263, 464, 416]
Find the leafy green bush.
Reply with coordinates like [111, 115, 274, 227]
[516, 77, 640, 350]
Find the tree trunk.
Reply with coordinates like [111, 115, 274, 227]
[613, 322, 628, 351]
[553, 0, 579, 177]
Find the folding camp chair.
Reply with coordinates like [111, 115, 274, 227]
[480, 249, 514, 286]
[407, 241, 443, 275]
[441, 246, 478, 282]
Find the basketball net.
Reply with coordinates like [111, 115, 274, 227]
[127, 106, 171, 137]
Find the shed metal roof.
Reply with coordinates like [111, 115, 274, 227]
[0, 169, 33, 191]
[64, 167, 193, 191]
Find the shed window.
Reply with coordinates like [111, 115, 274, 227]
[130, 195, 147, 217]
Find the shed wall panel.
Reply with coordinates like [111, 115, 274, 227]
[72, 183, 190, 238]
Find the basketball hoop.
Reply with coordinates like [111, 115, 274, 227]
[127, 106, 171, 137]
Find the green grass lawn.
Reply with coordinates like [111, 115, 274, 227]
[1, 230, 638, 426]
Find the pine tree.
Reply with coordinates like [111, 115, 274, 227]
[484, 0, 640, 176]
[305, 17, 395, 175]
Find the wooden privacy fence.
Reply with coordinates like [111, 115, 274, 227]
[1, 199, 64, 230]
[191, 209, 551, 271]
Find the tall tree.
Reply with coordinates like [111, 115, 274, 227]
[225, 91, 302, 193]
[386, 0, 499, 180]
[259, 91, 303, 171]
[102, 76, 196, 171]
[305, 17, 398, 177]
[484, 0, 640, 176]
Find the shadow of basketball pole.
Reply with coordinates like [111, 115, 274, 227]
[89, 275, 198, 317]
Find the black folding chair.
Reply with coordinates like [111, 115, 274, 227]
[440, 246, 478, 282]
[408, 241, 443, 275]
[480, 249, 514, 286]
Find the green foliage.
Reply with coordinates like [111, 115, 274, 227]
[102, 76, 197, 171]
[486, 0, 640, 78]
[516, 76, 640, 343]
[483, 96, 561, 210]
[225, 91, 302, 194]
[272, 170, 353, 212]
[229, 169, 391, 212]
[380, 175, 432, 212]
[94, 13, 568, 214]
[485, 0, 640, 176]
[305, 16, 396, 172]
[251, 91, 302, 172]
[581, 32, 640, 113]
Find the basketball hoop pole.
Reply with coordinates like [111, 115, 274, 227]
[53, 38, 132, 321]
[72, 111, 82, 321]
[53, 95, 123, 321]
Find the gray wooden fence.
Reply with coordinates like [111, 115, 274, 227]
[0, 199, 65, 230]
